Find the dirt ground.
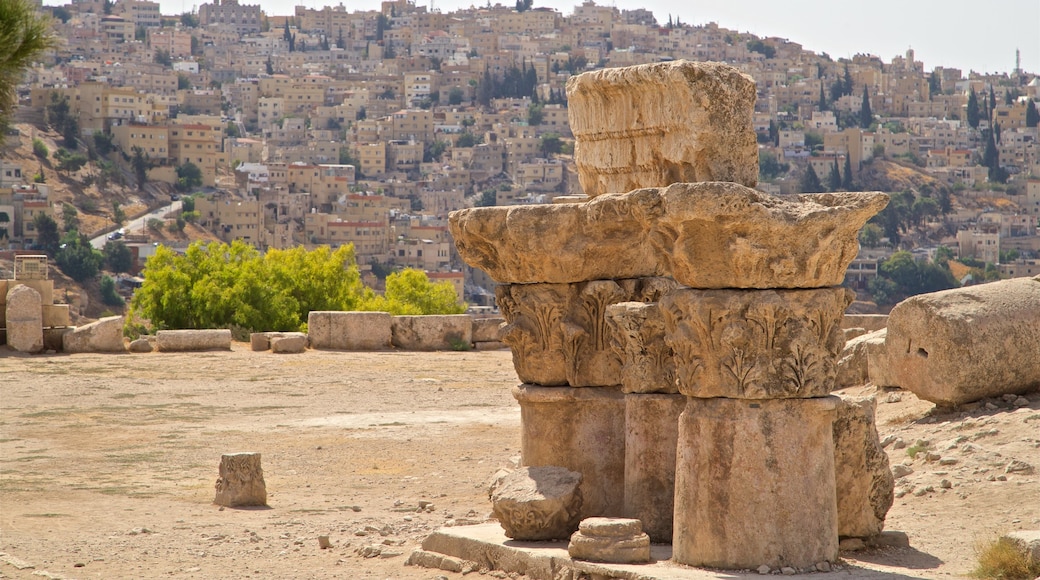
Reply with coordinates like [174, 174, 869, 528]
[1, 345, 1038, 580]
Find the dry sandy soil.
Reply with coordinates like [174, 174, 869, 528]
[1, 345, 1038, 580]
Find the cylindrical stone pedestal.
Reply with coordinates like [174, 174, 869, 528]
[513, 385, 626, 519]
[623, 393, 686, 542]
[673, 396, 839, 569]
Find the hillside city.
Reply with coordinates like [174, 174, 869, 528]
[2, 0, 1039, 314]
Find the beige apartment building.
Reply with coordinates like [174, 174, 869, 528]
[196, 197, 263, 247]
[111, 124, 170, 162]
[169, 124, 224, 186]
[198, 0, 262, 34]
[356, 142, 387, 176]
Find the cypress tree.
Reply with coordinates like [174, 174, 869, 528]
[1026, 100, 1039, 128]
[842, 155, 854, 190]
[800, 164, 824, 193]
[827, 158, 842, 191]
[859, 85, 873, 129]
[967, 88, 980, 129]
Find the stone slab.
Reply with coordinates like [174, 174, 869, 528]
[391, 314, 472, 351]
[63, 315, 125, 353]
[41, 304, 70, 328]
[662, 287, 853, 399]
[418, 524, 912, 580]
[155, 329, 232, 352]
[6, 284, 43, 353]
[307, 311, 392, 350]
[568, 60, 759, 196]
[450, 183, 888, 288]
[471, 316, 505, 343]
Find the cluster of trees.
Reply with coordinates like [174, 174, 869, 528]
[31, 210, 132, 283]
[860, 189, 949, 246]
[477, 63, 539, 106]
[799, 156, 855, 193]
[129, 241, 465, 334]
[867, 250, 958, 306]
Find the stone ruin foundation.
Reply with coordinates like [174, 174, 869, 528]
[443, 60, 891, 573]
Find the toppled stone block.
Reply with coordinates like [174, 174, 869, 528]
[568, 517, 651, 564]
[490, 466, 583, 541]
[63, 315, 126, 353]
[662, 287, 853, 399]
[836, 328, 887, 389]
[128, 337, 153, 353]
[449, 183, 887, 288]
[214, 452, 267, 507]
[833, 395, 894, 539]
[886, 277, 1040, 405]
[606, 302, 676, 394]
[568, 60, 758, 196]
[6, 284, 43, 353]
[498, 278, 678, 387]
[155, 329, 231, 352]
[513, 385, 625, 520]
[471, 317, 505, 343]
[308, 311, 392, 350]
[391, 315, 472, 351]
[271, 333, 307, 353]
[673, 396, 839, 570]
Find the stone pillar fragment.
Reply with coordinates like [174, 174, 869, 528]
[568, 517, 651, 564]
[6, 284, 44, 353]
[498, 278, 678, 387]
[214, 452, 267, 507]
[567, 60, 759, 196]
[605, 302, 677, 394]
[512, 385, 626, 520]
[623, 392, 685, 542]
[673, 396, 839, 570]
[833, 394, 894, 539]
[661, 287, 853, 399]
[490, 466, 583, 541]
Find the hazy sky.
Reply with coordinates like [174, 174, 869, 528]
[103, 0, 1040, 74]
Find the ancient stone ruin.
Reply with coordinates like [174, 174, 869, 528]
[2, 255, 71, 353]
[445, 60, 892, 572]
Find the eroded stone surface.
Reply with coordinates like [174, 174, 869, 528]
[512, 385, 625, 520]
[885, 277, 1040, 405]
[568, 60, 758, 196]
[605, 302, 676, 394]
[271, 334, 308, 353]
[489, 466, 583, 541]
[6, 284, 43, 353]
[836, 328, 887, 389]
[391, 315, 472, 351]
[308, 311, 392, 350]
[449, 183, 888, 288]
[214, 452, 267, 507]
[661, 287, 853, 399]
[155, 329, 232, 352]
[63, 315, 125, 353]
[623, 393, 686, 542]
[472, 317, 505, 343]
[498, 278, 677, 387]
[568, 517, 651, 564]
[833, 395, 894, 539]
[673, 396, 839, 569]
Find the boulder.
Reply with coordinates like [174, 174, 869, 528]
[568, 517, 651, 564]
[214, 452, 267, 507]
[128, 337, 153, 353]
[391, 315, 472, 351]
[6, 284, 43, 353]
[308, 311, 392, 350]
[449, 183, 888, 288]
[271, 334, 308, 353]
[155, 329, 232, 352]
[62, 316, 125, 353]
[490, 466, 583, 541]
[567, 60, 759, 196]
[833, 395, 894, 539]
[836, 328, 887, 389]
[885, 277, 1040, 405]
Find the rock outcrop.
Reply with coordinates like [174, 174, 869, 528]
[568, 60, 758, 196]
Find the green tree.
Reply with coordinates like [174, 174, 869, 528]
[859, 85, 873, 129]
[0, 0, 55, 144]
[180, 12, 198, 27]
[33, 212, 60, 253]
[1026, 100, 1039, 128]
[103, 240, 133, 272]
[540, 133, 562, 158]
[928, 70, 941, 98]
[181, 195, 195, 212]
[800, 164, 824, 193]
[827, 158, 842, 191]
[132, 146, 152, 191]
[55, 232, 103, 282]
[842, 155, 855, 189]
[147, 217, 163, 231]
[99, 275, 124, 306]
[759, 151, 787, 180]
[112, 200, 126, 226]
[527, 103, 543, 126]
[842, 63, 854, 96]
[32, 137, 48, 158]
[447, 86, 464, 105]
[872, 250, 958, 304]
[364, 268, 465, 315]
[967, 87, 980, 129]
[176, 161, 203, 192]
[92, 131, 114, 156]
[456, 131, 477, 148]
[53, 148, 87, 174]
[154, 48, 172, 66]
[858, 223, 883, 248]
[61, 202, 79, 232]
[177, 73, 191, 90]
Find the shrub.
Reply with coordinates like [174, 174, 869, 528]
[100, 275, 124, 306]
[32, 138, 48, 158]
[973, 536, 1040, 579]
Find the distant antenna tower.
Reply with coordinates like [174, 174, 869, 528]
[1015, 48, 1021, 74]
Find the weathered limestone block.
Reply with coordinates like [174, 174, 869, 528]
[623, 393, 685, 542]
[6, 284, 43, 353]
[471, 317, 505, 343]
[843, 314, 888, 333]
[214, 452, 267, 507]
[391, 315, 472, 350]
[605, 302, 676, 394]
[568, 518, 651, 564]
[41, 304, 70, 328]
[865, 328, 897, 387]
[567, 60, 758, 196]
[1005, 530, 1040, 561]
[661, 287, 853, 399]
[833, 395, 894, 539]
[63, 315, 125, 353]
[836, 328, 887, 389]
[513, 385, 625, 520]
[449, 183, 888, 288]
[128, 337, 153, 353]
[271, 334, 308, 353]
[498, 278, 678, 386]
[155, 329, 232, 352]
[307, 311, 392, 350]
[251, 331, 308, 352]
[673, 396, 839, 570]
[489, 466, 583, 541]
[885, 277, 1040, 405]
